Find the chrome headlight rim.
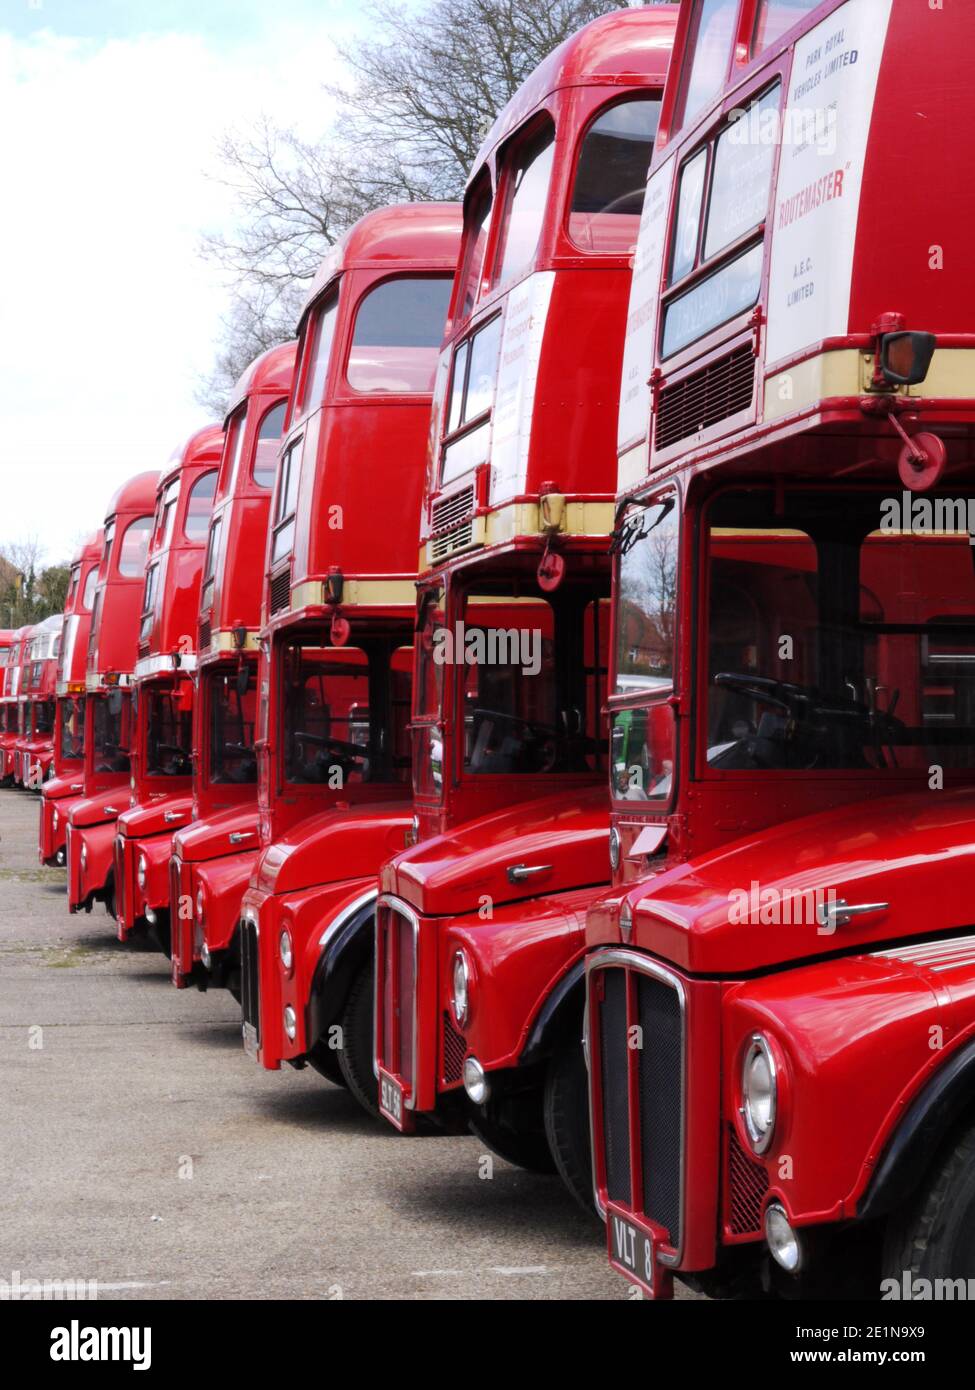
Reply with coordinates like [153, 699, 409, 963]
[451, 948, 471, 1028]
[283, 1004, 297, 1041]
[609, 824, 621, 872]
[137, 852, 148, 892]
[195, 885, 206, 926]
[741, 1032, 777, 1154]
[279, 927, 294, 973]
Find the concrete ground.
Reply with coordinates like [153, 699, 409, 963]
[0, 788, 685, 1302]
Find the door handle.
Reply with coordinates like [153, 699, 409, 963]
[816, 898, 889, 932]
[229, 830, 256, 844]
[506, 862, 553, 884]
[164, 811, 186, 823]
[104, 805, 120, 815]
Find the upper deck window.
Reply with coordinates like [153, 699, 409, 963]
[272, 436, 303, 565]
[347, 276, 452, 394]
[458, 175, 493, 320]
[139, 563, 159, 641]
[299, 293, 339, 416]
[82, 566, 98, 610]
[441, 311, 502, 485]
[156, 482, 179, 549]
[118, 515, 152, 577]
[752, 0, 819, 54]
[223, 405, 247, 495]
[185, 470, 217, 541]
[201, 517, 222, 612]
[66, 567, 80, 609]
[253, 401, 286, 488]
[568, 98, 662, 255]
[494, 121, 555, 289]
[101, 523, 115, 569]
[662, 84, 779, 358]
[676, 0, 739, 131]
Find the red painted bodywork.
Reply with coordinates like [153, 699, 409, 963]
[16, 616, 61, 790]
[66, 471, 159, 913]
[113, 426, 223, 940]
[235, 202, 462, 1068]
[375, 7, 677, 1135]
[38, 532, 102, 864]
[0, 627, 28, 783]
[580, 0, 975, 1298]
[169, 341, 296, 986]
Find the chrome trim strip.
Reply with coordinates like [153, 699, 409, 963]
[376, 893, 420, 1108]
[584, 947, 687, 1268]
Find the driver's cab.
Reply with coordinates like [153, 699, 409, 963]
[412, 552, 609, 836]
[609, 477, 975, 887]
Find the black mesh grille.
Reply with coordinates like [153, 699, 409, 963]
[113, 836, 126, 922]
[240, 918, 260, 1036]
[728, 1125, 769, 1235]
[599, 968, 631, 1205]
[637, 974, 683, 1245]
[269, 568, 290, 615]
[442, 1011, 467, 1084]
[655, 346, 755, 451]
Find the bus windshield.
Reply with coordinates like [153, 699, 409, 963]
[208, 666, 258, 785]
[705, 488, 975, 775]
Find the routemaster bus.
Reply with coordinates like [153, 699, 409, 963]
[112, 427, 223, 947]
[65, 473, 158, 915]
[230, 204, 461, 1096]
[17, 614, 61, 789]
[583, 0, 975, 1299]
[38, 532, 103, 865]
[169, 341, 294, 987]
[0, 627, 25, 782]
[373, 6, 675, 1196]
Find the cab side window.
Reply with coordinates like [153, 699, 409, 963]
[494, 120, 555, 288]
[569, 98, 662, 255]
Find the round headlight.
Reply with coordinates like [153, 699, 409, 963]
[741, 1034, 777, 1152]
[463, 1056, 489, 1105]
[196, 886, 205, 925]
[409, 813, 420, 846]
[765, 1203, 801, 1272]
[137, 853, 148, 891]
[452, 950, 470, 1026]
[283, 1005, 297, 1041]
[80, 841, 88, 870]
[52, 809, 59, 832]
[279, 928, 293, 972]
[609, 825, 621, 872]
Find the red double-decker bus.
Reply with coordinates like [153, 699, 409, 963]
[112, 427, 223, 945]
[169, 341, 295, 987]
[38, 532, 103, 865]
[583, 0, 975, 1299]
[373, 6, 675, 1195]
[234, 204, 460, 1094]
[0, 627, 28, 783]
[66, 473, 158, 915]
[17, 615, 62, 790]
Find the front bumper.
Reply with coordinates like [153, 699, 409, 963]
[66, 818, 117, 913]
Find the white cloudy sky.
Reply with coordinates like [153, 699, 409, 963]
[0, 0, 370, 565]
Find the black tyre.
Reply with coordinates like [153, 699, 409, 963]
[307, 1037, 348, 1089]
[544, 1038, 595, 1213]
[883, 1121, 975, 1286]
[468, 1113, 556, 1174]
[336, 962, 380, 1117]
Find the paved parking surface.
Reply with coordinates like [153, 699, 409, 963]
[0, 789, 680, 1301]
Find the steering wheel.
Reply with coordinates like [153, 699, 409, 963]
[713, 672, 906, 766]
[469, 707, 560, 772]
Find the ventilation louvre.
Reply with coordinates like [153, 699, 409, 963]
[655, 346, 755, 452]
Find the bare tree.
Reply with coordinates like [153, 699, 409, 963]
[198, 0, 618, 410]
[0, 537, 72, 626]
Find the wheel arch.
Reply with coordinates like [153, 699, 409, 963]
[518, 959, 586, 1069]
[859, 1034, 975, 1222]
[304, 889, 378, 1051]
